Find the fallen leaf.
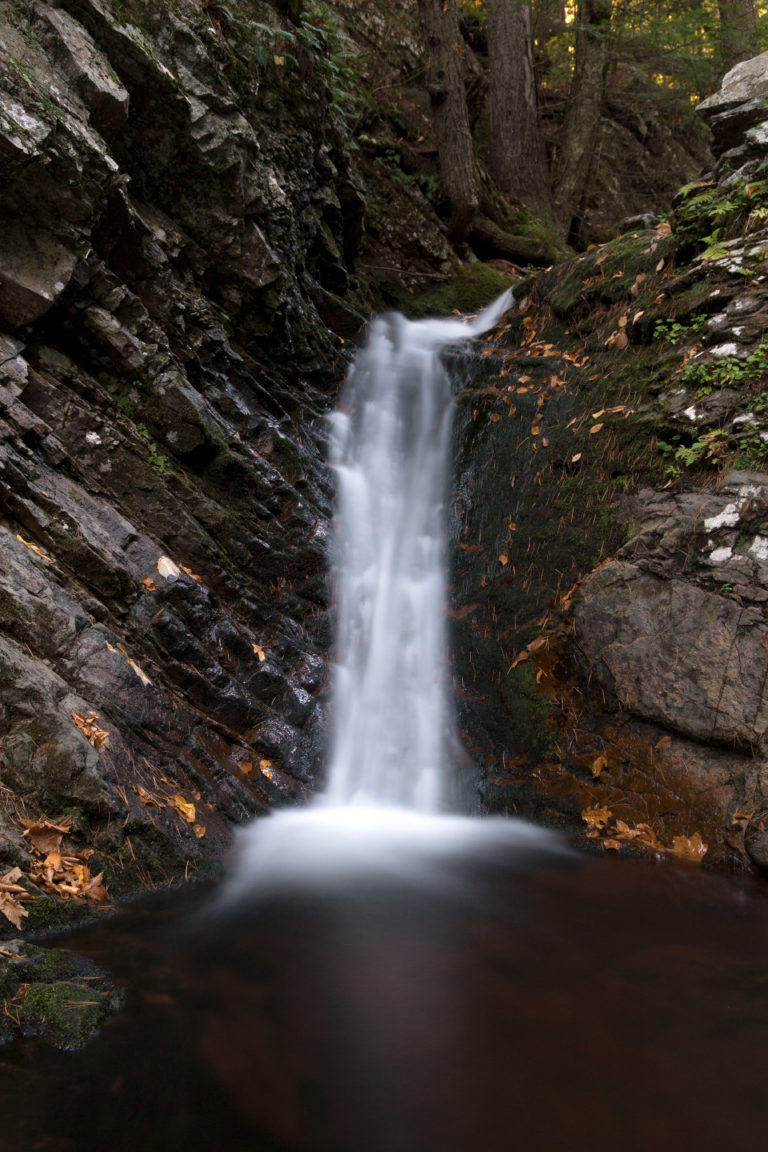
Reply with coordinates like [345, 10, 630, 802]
[16, 534, 56, 566]
[656, 257, 665, 272]
[240, 761, 254, 775]
[571, 453, 582, 463]
[193, 824, 206, 839]
[582, 805, 613, 832]
[499, 554, 509, 566]
[71, 711, 110, 752]
[615, 329, 629, 350]
[489, 412, 501, 423]
[141, 576, 156, 592]
[157, 556, 181, 580]
[591, 753, 608, 778]
[20, 819, 72, 856]
[0, 891, 28, 929]
[252, 644, 266, 662]
[669, 832, 708, 863]
[180, 565, 202, 582]
[589, 423, 604, 435]
[602, 839, 622, 852]
[135, 784, 165, 808]
[169, 794, 196, 824]
[126, 657, 152, 687]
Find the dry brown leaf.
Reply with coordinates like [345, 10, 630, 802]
[126, 657, 152, 687]
[169, 794, 196, 824]
[240, 761, 254, 775]
[489, 412, 501, 423]
[582, 805, 612, 832]
[589, 423, 604, 435]
[591, 753, 608, 779]
[602, 839, 622, 852]
[571, 453, 582, 463]
[499, 554, 509, 566]
[180, 565, 202, 582]
[71, 711, 110, 752]
[142, 576, 157, 592]
[16, 534, 56, 567]
[193, 824, 206, 839]
[135, 784, 165, 808]
[509, 650, 529, 670]
[669, 832, 708, 863]
[614, 329, 630, 350]
[0, 892, 28, 929]
[21, 819, 72, 856]
[252, 643, 266, 662]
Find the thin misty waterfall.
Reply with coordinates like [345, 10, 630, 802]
[221, 288, 565, 902]
[325, 290, 513, 811]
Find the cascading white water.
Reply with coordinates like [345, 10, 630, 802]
[325, 291, 515, 811]
[222, 289, 568, 900]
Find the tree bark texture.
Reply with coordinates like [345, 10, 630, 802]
[416, 0, 478, 242]
[486, 0, 553, 224]
[718, 0, 758, 77]
[553, 0, 611, 243]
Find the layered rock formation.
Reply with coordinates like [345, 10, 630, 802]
[0, 0, 370, 895]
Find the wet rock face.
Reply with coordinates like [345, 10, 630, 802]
[0, 0, 365, 894]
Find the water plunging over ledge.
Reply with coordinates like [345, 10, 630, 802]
[325, 290, 515, 810]
[222, 289, 570, 898]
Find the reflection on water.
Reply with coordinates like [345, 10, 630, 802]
[3, 846, 768, 1152]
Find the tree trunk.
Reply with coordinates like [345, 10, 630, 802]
[416, 0, 478, 242]
[486, 0, 553, 226]
[552, 0, 611, 245]
[718, 0, 758, 77]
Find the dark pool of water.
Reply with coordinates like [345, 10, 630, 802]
[2, 845, 768, 1152]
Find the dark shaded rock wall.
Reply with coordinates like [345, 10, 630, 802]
[0, 0, 371, 892]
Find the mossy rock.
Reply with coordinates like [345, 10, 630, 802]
[392, 263, 518, 319]
[0, 940, 122, 1049]
[21, 981, 110, 1049]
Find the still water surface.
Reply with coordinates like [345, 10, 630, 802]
[2, 842, 768, 1152]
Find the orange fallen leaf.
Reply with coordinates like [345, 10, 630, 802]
[499, 554, 509, 566]
[489, 412, 501, 423]
[71, 711, 110, 752]
[135, 784, 165, 808]
[142, 576, 157, 592]
[252, 644, 266, 662]
[16, 534, 56, 567]
[582, 805, 613, 832]
[589, 423, 604, 435]
[180, 565, 202, 582]
[193, 824, 206, 839]
[591, 753, 608, 778]
[169, 794, 196, 824]
[669, 832, 708, 863]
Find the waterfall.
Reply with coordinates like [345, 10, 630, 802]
[221, 289, 567, 900]
[325, 291, 515, 811]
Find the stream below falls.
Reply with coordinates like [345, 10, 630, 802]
[2, 851, 768, 1152]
